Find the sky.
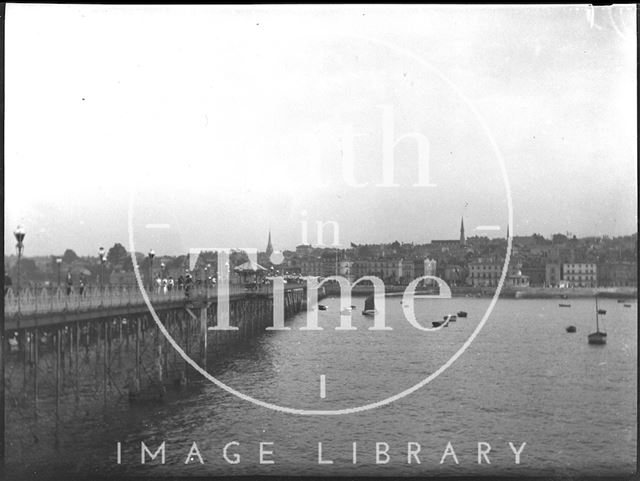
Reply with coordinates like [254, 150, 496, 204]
[4, 5, 637, 257]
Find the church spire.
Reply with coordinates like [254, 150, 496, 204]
[459, 216, 466, 246]
[266, 230, 273, 258]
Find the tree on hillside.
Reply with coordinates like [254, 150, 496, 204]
[168, 255, 188, 270]
[10, 258, 43, 283]
[552, 233, 568, 245]
[532, 233, 546, 244]
[107, 243, 128, 264]
[62, 249, 79, 263]
[122, 255, 135, 272]
[229, 250, 249, 267]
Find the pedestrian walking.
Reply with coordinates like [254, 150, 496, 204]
[66, 272, 73, 296]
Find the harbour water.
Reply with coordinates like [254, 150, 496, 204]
[6, 297, 637, 478]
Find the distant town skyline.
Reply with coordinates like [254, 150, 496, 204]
[4, 5, 637, 257]
[4, 226, 637, 259]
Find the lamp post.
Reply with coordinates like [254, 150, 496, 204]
[148, 249, 155, 292]
[98, 246, 106, 290]
[13, 226, 26, 295]
[56, 258, 62, 290]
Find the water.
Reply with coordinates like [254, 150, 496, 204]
[7, 297, 637, 477]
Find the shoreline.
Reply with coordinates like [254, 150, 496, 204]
[324, 285, 638, 300]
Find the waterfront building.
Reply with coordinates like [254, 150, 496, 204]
[545, 262, 562, 287]
[521, 264, 545, 286]
[597, 261, 638, 287]
[321, 257, 338, 277]
[506, 263, 530, 288]
[349, 258, 412, 284]
[423, 258, 437, 277]
[299, 257, 324, 277]
[399, 259, 415, 284]
[561, 262, 597, 287]
[467, 258, 502, 287]
[338, 261, 354, 280]
[442, 264, 466, 286]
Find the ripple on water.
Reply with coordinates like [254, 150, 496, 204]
[5, 298, 637, 477]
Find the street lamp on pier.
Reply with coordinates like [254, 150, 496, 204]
[56, 258, 62, 290]
[148, 249, 155, 291]
[98, 246, 106, 290]
[13, 226, 26, 295]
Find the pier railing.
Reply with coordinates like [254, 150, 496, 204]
[3, 283, 300, 318]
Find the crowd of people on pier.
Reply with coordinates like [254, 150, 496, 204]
[3, 271, 219, 298]
[152, 273, 216, 295]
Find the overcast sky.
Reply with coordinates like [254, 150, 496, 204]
[4, 5, 637, 257]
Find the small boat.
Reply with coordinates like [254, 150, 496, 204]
[432, 321, 443, 327]
[566, 325, 577, 333]
[457, 311, 467, 318]
[362, 295, 376, 316]
[617, 299, 626, 303]
[588, 296, 606, 345]
[597, 309, 606, 315]
[624, 304, 631, 308]
[318, 305, 328, 311]
[444, 315, 457, 322]
[559, 303, 571, 307]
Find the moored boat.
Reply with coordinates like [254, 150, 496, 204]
[588, 331, 606, 344]
[318, 305, 328, 311]
[443, 314, 457, 322]
[559, 303, 571, 307]
[457, 311, 468, 317]
[566, 325, 577, 333]
[588, 296, 607, 345]
[362, 295, 376, 316]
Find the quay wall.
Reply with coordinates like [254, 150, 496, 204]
[321, 282, 637, 299]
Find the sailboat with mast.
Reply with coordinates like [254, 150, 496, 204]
[587, 296, 607, 345]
